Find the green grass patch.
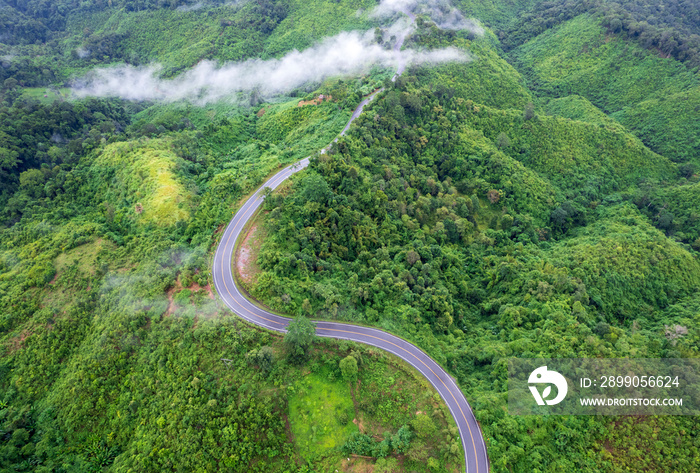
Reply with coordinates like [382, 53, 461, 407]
[288, 369, 358, 459]
[20, 87, 72, 103]
[92, 139, 192, 226]
[54, 238, 115, 276]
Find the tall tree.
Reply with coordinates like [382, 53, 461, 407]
[284, 315, 316, 362]
[339, 355, 358, 382]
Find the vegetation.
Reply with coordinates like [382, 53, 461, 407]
[0, 0, 379, 88]
[339, 355, 358, 381]
[1, 0, 700, 472]
[0, 75, 465, 471]
[247, 10, 700, 472]
[498, 0, 700, 67]
[509, 13, 700, 166]
[284, 315, 316, 362]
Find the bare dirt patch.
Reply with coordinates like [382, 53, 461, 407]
[6, 329, 33, 354]
[165, 277, 214, 316]
[281, 413, 295, 444]
[298, 94, 333, 106]
[342, 457, 375, 473]
[166, 285, 179, 316]
[235, 221, 266, 288]
[352, 417, 366, 434]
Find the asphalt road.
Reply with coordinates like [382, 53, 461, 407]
[212, 105, 490, 473]
[212, 13, 490, 472]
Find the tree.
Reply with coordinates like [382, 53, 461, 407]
[374, 27, 383, 44]
[246, 346, 275, 374]
[470, 194, 480, 211]
[300, 173, 331, 204]
[551, 206, 569, 229]
[406, 250, 420, 265]
[655, 209, 675, 233]
[407, 439, 429, 462]
[19, 168, 45, 198]
[373, 438, 391, 458]
[496, 132, 511, 149]
[284, 316, 316, 362]
[523, 101, 535, 120]
[3, 78, 18, 90]
[441, 426, 462, 464]
[391, 425, 413, 454]
[411, 413, 437, 439]
[679, 162, 696, 179]
[301, 298, 312, 315]
[0, 147, 19, 173]
[692, 237, 700, 251]
[427, 457, 440, 471]
[339, 355, 358, 382]
[249, 87, 263, 106]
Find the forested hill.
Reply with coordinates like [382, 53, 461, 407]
[1, 0, 236, 44]
[1, 0, 700, 472]
[496, 0, 700, 67]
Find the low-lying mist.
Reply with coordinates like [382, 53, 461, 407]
[72, 25, 470, 104]
[371, 0, 484, 35]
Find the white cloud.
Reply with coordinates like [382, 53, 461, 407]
[76, 47, 91, 59]
[176, 1, 204, 12]
[370, 0, 484, 35]
[1, 54, 15, 67]
[73, 26, 470, 104]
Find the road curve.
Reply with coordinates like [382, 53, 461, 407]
[212, 13, 489, 472]
[212, 107, 490, 473]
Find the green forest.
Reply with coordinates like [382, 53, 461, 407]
[1, 0, 699, 471]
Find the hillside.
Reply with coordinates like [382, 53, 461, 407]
[1, 0, 700, 472]
[509, 13, 700, 166]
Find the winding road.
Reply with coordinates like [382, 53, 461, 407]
[212, 15, 490, 473]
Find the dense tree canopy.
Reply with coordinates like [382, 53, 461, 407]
[1, 0, 699, 472]
[499, 0, 700, 67]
